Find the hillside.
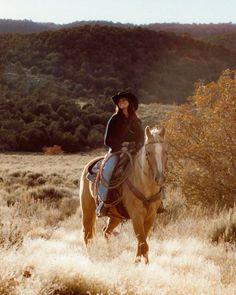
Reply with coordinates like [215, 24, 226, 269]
[200, 32, 236, 52]
[145, 22, 236, 37]
[0, 25, 235, 152]
[0, 152, 235, 294]
[1, 19, 236, 52]
[146, 23, 236, 52]
[0, 19, 135, 33]
[0, 25, 235, 104]
[0, 19, 58, 33]
[1, 19, 236, 36]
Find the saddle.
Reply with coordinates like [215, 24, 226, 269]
[86, 154, 130, 219]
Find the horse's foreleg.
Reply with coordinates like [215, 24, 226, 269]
[131, 215, 149, 264]
[144, 203, 160, 238]
[103, 216, 121, 238]
[80, 173, 96, 245]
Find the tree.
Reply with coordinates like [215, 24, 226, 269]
[164, 70, 236, 207]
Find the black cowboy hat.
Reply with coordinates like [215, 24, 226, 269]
[111, 91, 139, 110]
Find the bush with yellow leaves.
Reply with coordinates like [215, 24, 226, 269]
[164, 69, 236, 206]
[43, 145, 64, 155]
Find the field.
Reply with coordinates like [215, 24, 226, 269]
[0, 151, 235, 295]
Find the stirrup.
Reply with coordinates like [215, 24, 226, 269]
[96, 201, 108, 217]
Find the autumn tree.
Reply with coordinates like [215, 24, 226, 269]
[164, 70, 236, 206]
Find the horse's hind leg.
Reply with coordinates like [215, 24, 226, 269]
[80, 170, 96, 245]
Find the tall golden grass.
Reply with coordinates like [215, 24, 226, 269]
[0, 152, 235, 295]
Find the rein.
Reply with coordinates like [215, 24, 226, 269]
[98, 150, 133, 189]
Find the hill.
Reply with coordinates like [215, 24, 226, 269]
[1, 19, 236, 52]
[1, 25, 235, 104]
[199, 32, 236, 52]
[0, 19, 57, 33]
[0, 19, 135, 33]
[1, 19, 236, 36]
[0, 25, 235, 152]
[145, 22, 236, 37]
[145, 23, 236, 53]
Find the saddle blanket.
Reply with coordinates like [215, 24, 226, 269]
[86, 157, 103, 183]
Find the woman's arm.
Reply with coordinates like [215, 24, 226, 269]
[104, 114, 122, 151]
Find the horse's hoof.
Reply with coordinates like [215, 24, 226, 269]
[134, 256, 141, 264]
[104, 232, 110, 239]
[143, 256, 149, 264]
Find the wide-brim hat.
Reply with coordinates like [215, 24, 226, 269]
[111, 91, 139, 110]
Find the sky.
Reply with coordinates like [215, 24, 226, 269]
[0, 0, 235, 25]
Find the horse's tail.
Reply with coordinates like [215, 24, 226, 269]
[79, 164, 96, 245]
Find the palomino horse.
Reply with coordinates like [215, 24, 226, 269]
[80, 126, 167, 263]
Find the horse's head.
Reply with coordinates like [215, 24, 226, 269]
[144, 126, 167, 185]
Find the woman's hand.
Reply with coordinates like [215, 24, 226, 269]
[121, 141, 130, 147]
[121, 146, 128, 152]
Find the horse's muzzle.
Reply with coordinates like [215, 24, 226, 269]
[154, 173, 166, 184]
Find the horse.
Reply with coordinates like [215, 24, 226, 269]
[79, 126, 167, 263]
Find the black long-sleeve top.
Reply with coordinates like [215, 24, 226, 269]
[104, 112, 144, 152]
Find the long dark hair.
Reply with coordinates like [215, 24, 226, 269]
[116, 101, 138, 122]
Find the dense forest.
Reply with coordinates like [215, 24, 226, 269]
[200, 32, 236, 52]
[1, 19, 236, 36]
[0, 25, 235, 152]
[1, 19, 236, 53]
[0, 19, 58, 33]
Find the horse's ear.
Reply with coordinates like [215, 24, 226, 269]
[158, 126, 165, 139]
[145, 126, 152, 141]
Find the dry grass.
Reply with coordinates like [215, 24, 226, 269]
[137, 103, 175, 127]
[0, 151, 235, 295]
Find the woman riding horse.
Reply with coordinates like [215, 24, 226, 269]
[80, 123, 167, 263]
[80, 92, 167, 263]
[96, 91, 144, 217]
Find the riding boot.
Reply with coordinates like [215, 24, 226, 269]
[96, 200, 108, 217]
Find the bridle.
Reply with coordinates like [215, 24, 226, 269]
[137, 140, 164, 179]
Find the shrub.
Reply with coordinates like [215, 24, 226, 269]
[28, 185, 73, 201]
[164, 70, 236, 207]
[209, 208, 236, 244]
[87, 129, 104, 147]
[43, 145, 64, 155]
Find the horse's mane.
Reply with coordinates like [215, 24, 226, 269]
[149, 127, 165, 143]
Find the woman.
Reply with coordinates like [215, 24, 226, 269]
[96, 91, 144, 217]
